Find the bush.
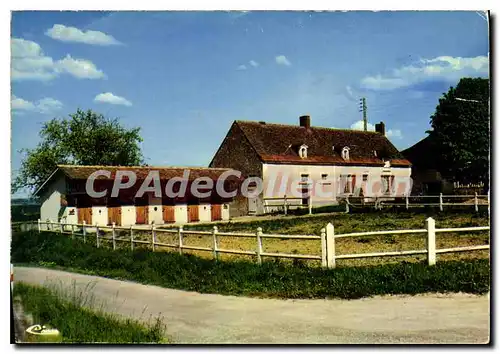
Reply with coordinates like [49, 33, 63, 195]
[11, 231, 490, 300]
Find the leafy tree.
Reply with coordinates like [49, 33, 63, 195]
[13, 109, 145, 194]
[427, 78, 490, 190]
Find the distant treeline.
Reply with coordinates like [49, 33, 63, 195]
[11, 204, 40, 222]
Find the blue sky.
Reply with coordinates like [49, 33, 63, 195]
[11, 11, 489, 196]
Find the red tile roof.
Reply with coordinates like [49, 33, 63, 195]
[235, 121, 411, 167]
[57, 165, 239, 180]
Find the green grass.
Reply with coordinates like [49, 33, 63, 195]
[13, 282, 166, 343]
[11, 230, 490, 299]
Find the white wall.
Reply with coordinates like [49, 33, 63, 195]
[92, 206, 108, 226]
[262, 163, 412, 210]
[148, 205, 163, 225]
[40, 174, 67, 225]
[121, 206, 136, 226]
[199, 204, 211, 222]
[221, 204, 230, 220]
[174, 204, 188, 224]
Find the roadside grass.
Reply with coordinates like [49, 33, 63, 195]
[13, 282, 166, 343]
[92, 211, 490, 267]
[11, 229, 490, 299]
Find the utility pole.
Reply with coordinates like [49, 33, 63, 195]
[359, 97, 367, 131]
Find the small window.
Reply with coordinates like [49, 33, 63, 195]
[321, 174, 328, 180]
[363, 174, 368, 182]
[342, 147, 350, 160]
[299, 144, 308, 158]
[300, 174, 309, 183]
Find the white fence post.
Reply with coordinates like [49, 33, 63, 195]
[59, 221, 63, 234]
[130, 226, 134, 251]
[284, 195, 288, 215]
[178, 226, 183, 255]
[96, 223, 100, 248]
[112, 222, 116, 250]
[326, 223, 336, 269]
[345, 196, 350, 213]
[474, 192, 479, 213]
[308, 197, 312, 215]
[256, 227, 263, 264]
[71, 223, 75, 239]
[426, 217, 436, 266]
[37, 219, 41, 233]
[82, 221, 86, 243]
[439, 193, 443, 212]
[212, 226, 219, 260]
[406, 195, 409, 210]
[151, 224, 156, 252]
[320, 228, 327, 268]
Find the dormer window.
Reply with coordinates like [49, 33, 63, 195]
[373, 150, 377, 157]
[341, 146, 350, 160]
[299, 144, 308, 158]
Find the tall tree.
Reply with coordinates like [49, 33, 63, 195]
[427, 78, 490, 189]
[13, 109, 145, 194]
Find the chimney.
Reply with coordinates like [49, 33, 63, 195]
[375, 121, 385, 136]
[299, 115, 311, 129]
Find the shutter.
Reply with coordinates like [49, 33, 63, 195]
[390, 175, 395, 195]
[352, 175, 356, 194]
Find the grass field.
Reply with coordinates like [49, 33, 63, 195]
[13, 282, 166, 343]
[11, 230, 490, 299]
[92, 210, 490, 267]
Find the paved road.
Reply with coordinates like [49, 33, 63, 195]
[14, 267, 490, 344]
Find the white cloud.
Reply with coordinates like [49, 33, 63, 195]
[45, 24, 121, 46]
[11, 95, 63, 114]
[350, 120, 403, 139]
[386, 129, 402, 138]
[275, 55, 291, 66]
[94, 92, 132, 106]
[360, 55, 489, 90]
[237, 64, 247, 71]
[55, 55, 105, 79]
[249, 60, 259, 67]
[11, 37, 106, 81]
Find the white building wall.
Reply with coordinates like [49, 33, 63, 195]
[121, 206, 136, 226]
[40, 174, 67, 229]
[198, 204, 211, 222]
[148, 205, 163, 225]
[92, 206, 108, 226]
[174, 204, 188, 224]
[221, 204, 230, 220]
[261, 163, 412, 212]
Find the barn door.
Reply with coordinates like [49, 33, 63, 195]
[108, 207, 122, 226]
[211, 204, 222, 221]
[78, 208, 92, 225]
[136, 206, 148, 224]
[187, 205, 199, 222]
[163, 206, 175, 223]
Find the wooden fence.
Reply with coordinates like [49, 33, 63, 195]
[263, 193, 489, 215]
[18, 217, 489, 268]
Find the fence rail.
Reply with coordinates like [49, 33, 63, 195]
[263, 193, 489, 215]
[14, 217, 490, 268]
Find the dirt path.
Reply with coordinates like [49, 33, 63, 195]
[14, 267, 489, 344]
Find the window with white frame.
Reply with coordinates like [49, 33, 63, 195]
[321, 173, 328, 180]
[381, 175, 391, 195]
[341, 174, 353, 194]
[341, 146, 350, 160]
[299, 144, 308, 158]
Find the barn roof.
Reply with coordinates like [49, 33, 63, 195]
[234, 120, 411, 167]
[34, 165, 241, 196]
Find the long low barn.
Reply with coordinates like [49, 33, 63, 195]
[34, 165, 241, 227]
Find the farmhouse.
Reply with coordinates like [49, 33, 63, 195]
[210, 115, 412, 216]
[34, 165, 240, 227]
